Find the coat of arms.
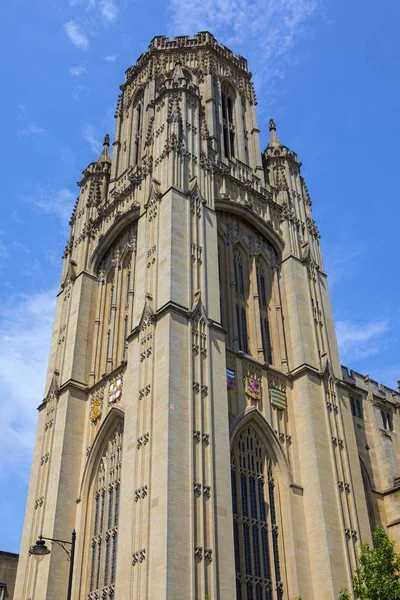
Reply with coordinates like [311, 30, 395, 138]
[227, 368, 235, 389]
[244, 377, 262, 401]
[109, 377, 123, 404]
[89, 391, 103, 422]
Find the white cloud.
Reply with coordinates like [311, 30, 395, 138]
[81, 123, 101, 154]
[68, 0, 118, 25]
[65, 20, 89, 49]
[104, 54, 117, 62]
[0, 289, 57, 478]
[70, 63, 88, 77]
[168, 0, 320, 89]
[72, 83, 87, 100]
[99, 0, 119, 23]
[336, 319, 390, 363]
[70, 0, 96, 6]
[22, 186, 75, 225]
[17, 103, 27, 119]
[17, 123, 47, 137]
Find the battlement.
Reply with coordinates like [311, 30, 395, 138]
[125, 31, 249, 82]
[342, 365, 400, 406]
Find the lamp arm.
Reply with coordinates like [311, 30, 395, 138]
[40, 536, 72, 559]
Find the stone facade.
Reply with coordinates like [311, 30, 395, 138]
[0, 551, 18, 599]
[15, 32, 399, 600]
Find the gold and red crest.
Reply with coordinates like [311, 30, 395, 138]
[89, 391, 103, 422]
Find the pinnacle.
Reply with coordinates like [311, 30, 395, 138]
[172, 61, 186, 83]
[97, 133, 111, 164]
[268, 119, 283, 148]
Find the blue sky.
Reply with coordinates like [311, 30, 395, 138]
[1, 0, 399, 553]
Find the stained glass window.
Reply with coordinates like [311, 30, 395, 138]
[87, 424, 123, 599]
[231, 426, 283, 599]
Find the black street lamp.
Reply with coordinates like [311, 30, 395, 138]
[29, 530, 76, 600]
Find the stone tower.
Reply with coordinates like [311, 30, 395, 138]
[15, 32, 400, 600]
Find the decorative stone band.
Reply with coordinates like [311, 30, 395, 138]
[270, 387, 287, 410]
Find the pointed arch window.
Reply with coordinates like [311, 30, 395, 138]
[234, 247, 249, 353]
[221, 83, 236, 159]
[133, 92, 144, 167]
[88, 424, 123, 599]
[231, 426, 283, 600]
[256, 261, 273, 364]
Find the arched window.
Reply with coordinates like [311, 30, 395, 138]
[132, 91, 144, 167]
[256, 261, 273, 364]
[92, 224, 136, 380]
[233, 247, 249, 353]
[231, 426, 283, 600]
[88, 423, 123, 599]
[221, 83, 235, 159]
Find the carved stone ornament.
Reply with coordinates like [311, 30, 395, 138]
[218, 214, 275, 265]
[139, 295, 154, 331]
[89, 389, 104, 422]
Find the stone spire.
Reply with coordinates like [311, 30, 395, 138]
[268, 118, 283, 148]
[97, 133, 111, 164]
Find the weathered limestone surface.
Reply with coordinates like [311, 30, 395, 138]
[15, 32, 399, 600]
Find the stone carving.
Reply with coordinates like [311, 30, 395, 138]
[135, 486, 148, 501]
[204, 549, 213, 562]
[137, 433, 150, 448]
[218, 214, 276, 266]
[132, 549, 146, 565]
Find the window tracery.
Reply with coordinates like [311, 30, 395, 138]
[92, 224, 137, 380]
[231, 426, 283, 600]
[88, 423, 123, 599]
[217, 213, 278, 364]
[221, 83, 236, 159]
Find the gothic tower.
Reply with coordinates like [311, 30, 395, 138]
[15, 32, 399, 600]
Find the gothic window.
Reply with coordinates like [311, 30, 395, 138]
[234, 247, 249, 353]
[221, 83, 236, 159]
[217, 214, 279, 361]
[257, 261, 273, 364]
[231, 426, 283, 600]
[92, 224, 136, 379]
[350, 395, 363, 419]
[132, 91, 144, 167]
[88, 424, 123, 599]
[381, 409, 393, 431]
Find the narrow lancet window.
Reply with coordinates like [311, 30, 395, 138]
[234, 249, 249, 353]
[221, 84, 235, 159]
[257, 262, 273, 364]
[133, 92, 144, 167]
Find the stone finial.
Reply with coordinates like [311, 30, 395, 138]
[268, 118, 282, 148]
[97, 133, 112, 164]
